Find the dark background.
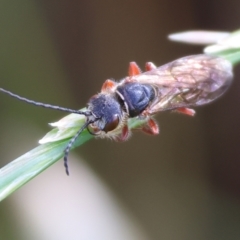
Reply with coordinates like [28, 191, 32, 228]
[1, 0, 240, 239]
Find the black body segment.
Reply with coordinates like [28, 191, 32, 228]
[116, 82, 156, 117]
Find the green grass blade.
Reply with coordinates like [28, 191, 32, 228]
[0, 117, 146, 201]
[0, 130, 93, 201]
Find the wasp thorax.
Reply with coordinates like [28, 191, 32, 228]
[116, 82, 156, 117]
[87, 94, 123, 133]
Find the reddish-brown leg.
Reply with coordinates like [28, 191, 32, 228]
[101, 79, 116, 92]
[115, 125, 130, 142]
[174, 107, 196, 116]
[145, 62, 157, 71]
[128, 62, 141, 76]
[141, 118, 159, 135]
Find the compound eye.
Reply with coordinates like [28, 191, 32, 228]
[103, 114, 119, 132]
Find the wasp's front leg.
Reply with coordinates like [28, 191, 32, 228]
[115, 125, 131, 142]
[101, 79, 117, 92]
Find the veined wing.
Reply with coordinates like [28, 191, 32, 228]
[129, 54, 233, 114]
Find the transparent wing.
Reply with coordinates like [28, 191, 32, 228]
[128, 54, 233, 114]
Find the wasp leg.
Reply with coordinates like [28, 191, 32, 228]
[174, 107, 196, 116]
[141, 118, 159, 135]
[145, 62, 157, 71]
[101, 79, 116, 92]
[115, 125, 130, 142]
[128, 62, 141, 76]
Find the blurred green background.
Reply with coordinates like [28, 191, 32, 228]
[1, 0, 240, 239]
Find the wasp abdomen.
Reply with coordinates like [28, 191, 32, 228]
[116, 82, 156, 117]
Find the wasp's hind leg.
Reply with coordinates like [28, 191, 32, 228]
[174, 107, 196, 116]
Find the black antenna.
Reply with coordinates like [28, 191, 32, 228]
[0, 87, 97, 175]
[0, 88, 91, 116]
[63, 120, 94, 175]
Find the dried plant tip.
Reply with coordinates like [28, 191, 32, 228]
[168, 31, 230, 45]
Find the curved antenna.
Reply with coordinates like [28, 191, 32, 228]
[0, 88, 91, 116]
[63, 120, 94, 175]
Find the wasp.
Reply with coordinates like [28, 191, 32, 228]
[0, 54, 233, 174]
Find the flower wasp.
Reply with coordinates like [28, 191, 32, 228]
[0, 54, 233, 174]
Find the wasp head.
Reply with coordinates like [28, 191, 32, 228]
[86, 94, 127, 138]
